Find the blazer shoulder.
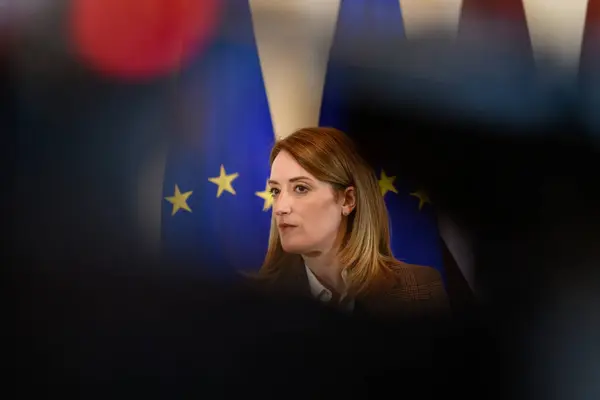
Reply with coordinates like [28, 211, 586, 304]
[385, 262, 451, 317]
[389, 262, 444, 290]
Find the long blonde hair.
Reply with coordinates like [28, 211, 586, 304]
[257, 127, 399, 297]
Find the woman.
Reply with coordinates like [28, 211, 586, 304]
[254, 127, 449, 320]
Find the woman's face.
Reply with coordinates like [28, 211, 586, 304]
[268, 150, 349, 255]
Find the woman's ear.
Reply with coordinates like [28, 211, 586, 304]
[341, 186, 356, 216]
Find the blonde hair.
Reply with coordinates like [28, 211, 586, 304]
[256, 127, 399, 297]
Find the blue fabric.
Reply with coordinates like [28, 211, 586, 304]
[161, 1, 274, 280]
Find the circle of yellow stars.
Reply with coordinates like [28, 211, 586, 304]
[164, 165, 430, 216]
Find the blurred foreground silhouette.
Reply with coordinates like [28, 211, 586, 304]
[5, 6, 600, 398]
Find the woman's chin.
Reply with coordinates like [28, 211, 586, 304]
[281, 241, 305, 254]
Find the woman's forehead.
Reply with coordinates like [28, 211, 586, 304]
[270, 151, 316, 182]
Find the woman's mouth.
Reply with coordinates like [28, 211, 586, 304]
[278, 223, 297, 231]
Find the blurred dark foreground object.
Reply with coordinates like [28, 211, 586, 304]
[11, 252, 500, 398]
[6, 29, 600, 399]
[328, 35, 600, 400]
[330, 34, 600, 306]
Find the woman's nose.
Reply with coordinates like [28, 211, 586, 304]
[274, 204, 291, 216]
[274, 194, 291, 216]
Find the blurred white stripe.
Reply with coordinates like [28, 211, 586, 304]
[399, 0, 463, 37]
[250, 0, 341, 139]
[524, 0, 589, 70]
[136, 146, 167, 255]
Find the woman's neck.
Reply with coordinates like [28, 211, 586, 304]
[302, 250, 345, 295]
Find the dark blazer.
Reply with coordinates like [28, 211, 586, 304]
[254, 260, 451, 322]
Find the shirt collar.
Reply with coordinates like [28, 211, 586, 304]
[304, 265, 354, 312]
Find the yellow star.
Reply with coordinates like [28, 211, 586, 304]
[410, 190, 432, 211]
[378, 170, 398, 197]
[255, 180, 274, 211]
[208, 165, 239, 198]
[164, 184, 193, 216]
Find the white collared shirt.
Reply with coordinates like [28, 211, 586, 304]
[305, 265, 355, 312]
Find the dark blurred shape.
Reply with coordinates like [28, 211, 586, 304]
[11, 251, 490, 398]
[527, 273, 600, 400]
[70, 0, 223, 80]
[337, 29, 600, 400]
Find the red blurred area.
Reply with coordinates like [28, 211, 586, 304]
[461, 0, 528, 20]
[71, 0, 222, 80]
[581, 0, 600, 66]
[458, 0, 532, 58]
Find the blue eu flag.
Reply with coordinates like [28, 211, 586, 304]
[319, 0, 447, 283]
[161, 1, 274, 280]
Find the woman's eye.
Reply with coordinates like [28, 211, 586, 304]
[294, 185, 309, 194]
[269, 188, 280, 197]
